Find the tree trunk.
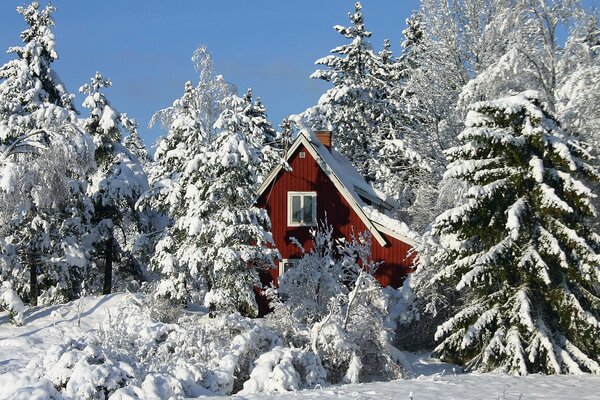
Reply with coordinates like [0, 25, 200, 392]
[29, 253, 38, 307]
[102, 237, 113, 295]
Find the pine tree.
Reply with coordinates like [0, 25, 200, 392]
[147, 80, 211, 303]
[307, 1, 381, 175]
[159, 93, 279, 315]
[146, 81, 205, 216]
[80, 72, 149, 294]
[0, 2, 94, 305]
[145, 47, 235, 216]
[233, 88, 281, 183]
[122, 117, 151, 169]
[431, 91, 600, 374]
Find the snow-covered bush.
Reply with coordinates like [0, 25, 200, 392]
[0, 284, 24, 325]
[2, 293, 290, 397]
[272, 224, 405, 384]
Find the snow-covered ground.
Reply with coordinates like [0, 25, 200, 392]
[1, 294, 599, 399]
[0, 293, 127, 376]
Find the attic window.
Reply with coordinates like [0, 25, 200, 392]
[299, 151, 306, 158]
[287, 191, 317, 226]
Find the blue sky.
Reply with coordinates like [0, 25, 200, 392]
[0, 0, 421, 148]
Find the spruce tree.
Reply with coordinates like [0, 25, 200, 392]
[122, 121, 151, 169]
[431, 91, 600, 374]
[147, 81, 204, 216]
[147, 82, 219, 302]
[161, 92, 278, 315]
[80, 72, 149, 294]
[146, 47, 236, 303]
[308, 1, 384, 176]
[305, 2, 423, 211]
[234, 88, 281, 183]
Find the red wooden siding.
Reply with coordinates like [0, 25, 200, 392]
[258, 143, 414, 289]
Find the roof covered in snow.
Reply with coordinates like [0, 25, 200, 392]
[258, 131, 418, 247]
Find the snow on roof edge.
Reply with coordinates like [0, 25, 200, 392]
[258, 130, 419, 248]
[305, 131, 419, 247]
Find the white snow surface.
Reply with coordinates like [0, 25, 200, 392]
[1, 294, 599, 399]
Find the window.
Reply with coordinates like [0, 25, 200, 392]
[279, 259, 298, 277]
[287, 191, 317, 226]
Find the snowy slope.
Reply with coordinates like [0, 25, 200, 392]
[1, 294, 599, 399]
[0, 293, 126, 376]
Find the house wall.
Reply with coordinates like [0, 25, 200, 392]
[258, 143, 414, 289]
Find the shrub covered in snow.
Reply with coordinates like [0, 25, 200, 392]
[1, 294, 287, 398]
[0, 284, 24, 325]
[270, 224, 406, 384]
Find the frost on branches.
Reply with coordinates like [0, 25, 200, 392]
[431, 91, 600, 375]
[80, 72, 149, 295]
[0, 2, 95, 307]
[302, 2, 424, 212]
[271, 224, 404, 383]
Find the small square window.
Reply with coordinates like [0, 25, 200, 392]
[299, 152, 306, 158]
[279, 259, 298, 277]
[287, 191, 317, 226]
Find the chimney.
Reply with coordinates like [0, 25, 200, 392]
[316, 130, 332, 150]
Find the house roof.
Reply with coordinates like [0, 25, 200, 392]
[258, 131, 418, 247]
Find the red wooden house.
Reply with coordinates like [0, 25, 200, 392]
[257, 130, 417, 289]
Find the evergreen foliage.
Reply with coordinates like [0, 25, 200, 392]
[0, 2, 94, 306]
[144, 47, 235, 217]
[301, 2, 424, 211]
[123, 122, 151, 169]
[79, 72, 149, 294]
[193, 93, 279, 316]
[144, 48, 235, 303]
[151, 91, 279, 313]
[430, 91, 600, 374]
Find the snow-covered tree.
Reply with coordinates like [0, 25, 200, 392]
[145, 81, 205, 217]
[122, 118, 151, 169]
[300, 2, 423, 210]
[143, 47, 235, 216]
[396, 1, 529, 226]
[237, 89, 282, 183]
[556, 13, 600, 146]
[0, 2, 94, 305]
[430, 91, 600, 374]
[196, 93, 278, 315]
[79, 72, 149, 294]
[152, 92, 278, 313]
[144, 48, 237, 302]
[274, 224, 402, 383]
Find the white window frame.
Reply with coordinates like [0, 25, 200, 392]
[287, 191, 317, 227]
[279, 259, 298, 277]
